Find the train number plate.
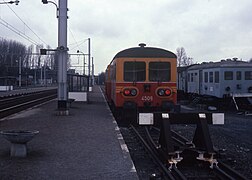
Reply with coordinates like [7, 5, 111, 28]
[141, 96, 153, 101]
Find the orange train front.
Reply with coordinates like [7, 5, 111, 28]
[105, 43, 179, 119]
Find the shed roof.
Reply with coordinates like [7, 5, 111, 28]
[188, 60, 252, 70]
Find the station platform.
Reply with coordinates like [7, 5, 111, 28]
[0, 85, 139, 179]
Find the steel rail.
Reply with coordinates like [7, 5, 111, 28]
[145, 127, 187, 180]
[150, 126, 248, 179]
[215, 161, 248, 180]
[0, 89, 56, 110]
[213, 165, 236, 180]
[0, 90, 57, 119]
[130, 125, 176, 180]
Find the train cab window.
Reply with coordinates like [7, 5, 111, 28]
[124, 62, 146, 81]
[224, 71, 233, 80]
[245, 71, 252, 80]
[149, 62, 171, 82]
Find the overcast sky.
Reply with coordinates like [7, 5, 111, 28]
[1, 0, 252, 74]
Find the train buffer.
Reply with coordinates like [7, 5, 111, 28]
[138, 112, 224, 167]
[231, 93, 252, 115]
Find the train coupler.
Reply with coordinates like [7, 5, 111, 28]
[197, 152, 218, 169]
[185, 141, 195, 148]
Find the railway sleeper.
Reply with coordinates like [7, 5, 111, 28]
[138, 112, 224, 168]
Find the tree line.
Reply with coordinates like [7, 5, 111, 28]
[0, 38, 57, 75]
[0, 38, 58, 85]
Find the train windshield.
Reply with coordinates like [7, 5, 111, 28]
[149, 62, 171, 82]
[124, 62, 146, 82]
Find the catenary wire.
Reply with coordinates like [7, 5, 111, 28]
[3, 0, 49, 46]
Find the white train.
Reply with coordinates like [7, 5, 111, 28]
[178, 59, 252, 98]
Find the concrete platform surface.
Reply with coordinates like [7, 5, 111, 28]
[0, 85, 138, 180]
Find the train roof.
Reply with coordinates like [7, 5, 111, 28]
[188, 60, 252, 70]
[112, 43, 177, 60]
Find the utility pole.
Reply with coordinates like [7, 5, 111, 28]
[92, 57, 94, 86]
[44, 63, 46, 86]
[40, 64, 43, 85]
[18, 56, 21, 87]
[41, 0, 68, 113]
[57, 0, 68, 115]
[87, 38, 91, 93]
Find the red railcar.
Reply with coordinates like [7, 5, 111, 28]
[105, 44, 178, 120]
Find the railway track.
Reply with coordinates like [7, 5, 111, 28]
[129, 124, 248, 180]
[0, 89, 57, 119]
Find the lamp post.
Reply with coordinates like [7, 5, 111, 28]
[0, 0, 19, 5]
[42, 0, 68, 115]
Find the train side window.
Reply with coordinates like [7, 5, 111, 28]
[124, 62, 146, 81]
[111, 64, 116, 81]
[236, 71, 242, 80]
[245, 71, 252, 80]
[214, 71, 219, 83]
[224, 71, 233, 80]
[209, 72, 213, 83]
[149, 62, 171, 82]
[204, 72, 208, 83]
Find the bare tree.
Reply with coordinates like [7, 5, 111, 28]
[187, 57, 194, 65]
[176, 47, 187, 67]
[0, 39, 27, 76]
[176, 47, 194, 66]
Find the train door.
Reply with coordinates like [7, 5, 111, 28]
[199, 70, 203, 94]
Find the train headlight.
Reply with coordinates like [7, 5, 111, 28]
[123, 89, 131, 96]
[131, 89, 137, 96]
[158, 89, 165, 96]
[157, 88, 172, 96]
[165, 89, 171, 96]
[123, 88, 137, 96]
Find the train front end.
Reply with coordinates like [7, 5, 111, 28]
[110, 44, 178, 120]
